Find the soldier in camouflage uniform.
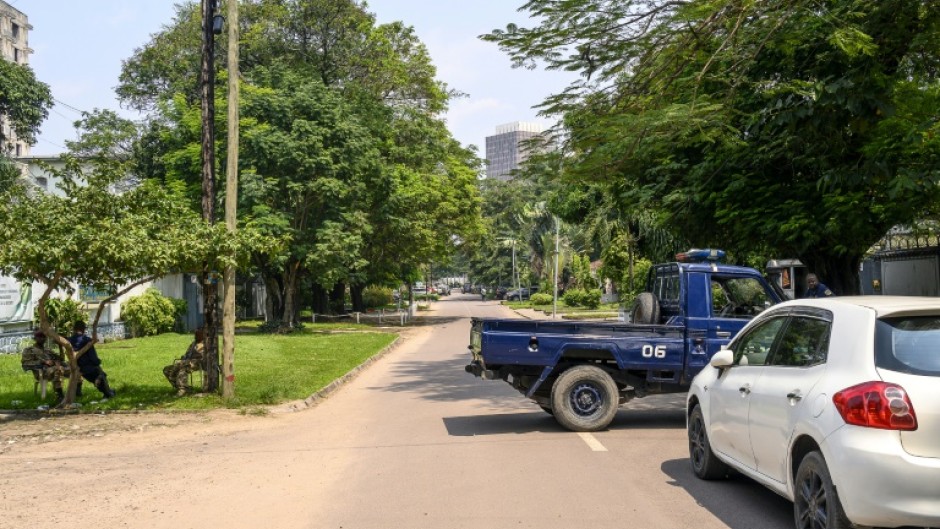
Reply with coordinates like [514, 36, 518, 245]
[163, 327, 205, 396]
[21, 330, 70, 401]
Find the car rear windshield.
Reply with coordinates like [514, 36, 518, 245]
[874, 316, 940, 376]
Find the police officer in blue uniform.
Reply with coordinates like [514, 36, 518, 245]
[804, 273, 834, 298]
[68, 321, 116, 399]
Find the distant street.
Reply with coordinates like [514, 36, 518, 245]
[0, 294, 793, 529]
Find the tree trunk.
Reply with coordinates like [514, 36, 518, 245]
[201, 272, 219, 392]
[330, 282, 346, 314]
[350, 283, 365, 312]
[281, 261, 300, 327]
[799, 252, 862, 296]
[200, 0, 218, 393]
[263, 274, 283, 322]
[311, 283, 329, 316]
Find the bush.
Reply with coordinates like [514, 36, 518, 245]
[582, 289, 602, 309]
[562, 288, 602, 309]
[562, 289, 581, 307]
[258, 319, 304, 334]
[530, 293, 553, 305]
[38, 298, 87, 334]
[121, 288, 178, 337]
[169, 297, 188, 331]
[362, 286, 393, 308]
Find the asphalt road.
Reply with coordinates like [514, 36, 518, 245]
[0, 294, 794, 529]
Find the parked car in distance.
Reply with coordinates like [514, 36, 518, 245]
[506, 287, 538, 301]
[687, 296, 940, 529]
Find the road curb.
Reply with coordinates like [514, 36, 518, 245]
[276, 334, 403, 413]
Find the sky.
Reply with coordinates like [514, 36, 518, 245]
[17, 0, 575, 157]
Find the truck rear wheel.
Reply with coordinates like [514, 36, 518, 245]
[551, 365, 619, 432]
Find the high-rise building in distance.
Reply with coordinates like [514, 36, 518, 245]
[485, 122, 543, 181]
[0, 0, 32, 157]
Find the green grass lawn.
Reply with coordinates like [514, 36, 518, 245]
[0, 327, 397, 412]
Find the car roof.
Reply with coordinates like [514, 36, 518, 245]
[778, 296, 940, 317]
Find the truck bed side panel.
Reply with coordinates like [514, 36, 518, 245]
[479, 319, 686, 373]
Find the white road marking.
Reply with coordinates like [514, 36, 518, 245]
[577, 432, 608, 452]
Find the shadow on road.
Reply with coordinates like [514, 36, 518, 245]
[376, 354, 693, 430]
[610, 406, 686, 430]
[442, 406, 687, 437]
[442, 412, 563, 436]
[370, 356, 522, 407]
[661, 458, 792, 529]
[409, 315, 465, 327]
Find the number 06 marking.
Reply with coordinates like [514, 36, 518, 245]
[642, 344, 667, 358]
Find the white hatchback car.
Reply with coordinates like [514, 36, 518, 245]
[686, 297, 940, 529]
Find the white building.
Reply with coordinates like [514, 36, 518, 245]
[0, 0, 33, 157]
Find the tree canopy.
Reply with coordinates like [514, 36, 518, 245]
[486, 0, 940, 294]
[118, 0, 483, 321]
[0, 59, 52, 151]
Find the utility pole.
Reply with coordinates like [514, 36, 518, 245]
[221, 0, 239, 399]
[552, 217, 560, 319]
[200, 0, 219, 392]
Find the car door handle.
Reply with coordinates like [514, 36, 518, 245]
[716, 331, 732, 338]
[787, 391, 803, 401]
[739, 384, 751, 395]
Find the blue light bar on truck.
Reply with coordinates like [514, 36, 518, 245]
[675, 249, 726, 263]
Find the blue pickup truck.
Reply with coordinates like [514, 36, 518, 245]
[465, 250, 786, 431]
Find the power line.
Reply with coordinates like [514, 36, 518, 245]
[50, 107, 76, 124]
[53, 98, 87, 115]
[37, 137, 67, 150]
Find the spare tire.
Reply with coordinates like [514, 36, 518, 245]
[631, 292, 660, 324]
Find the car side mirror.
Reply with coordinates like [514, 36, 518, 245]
[710, 348, 734, 368]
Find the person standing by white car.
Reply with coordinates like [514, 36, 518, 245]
[687, 297, 940, 529]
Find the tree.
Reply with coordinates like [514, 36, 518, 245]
[239, 69, 380, 325]
[485, 0, 940, 294]
[0, 59, 53, 151]
[119, 0, 483, 320]
[0, 159, 207, 405]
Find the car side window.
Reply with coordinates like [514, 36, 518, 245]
[731, 317, 786, 366]
[769, 316, 831, 367]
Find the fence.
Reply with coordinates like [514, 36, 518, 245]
[311, 304, 416, 326]
[0, 322, 128, 354]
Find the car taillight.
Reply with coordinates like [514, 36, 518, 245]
[832, 382, 917, 431]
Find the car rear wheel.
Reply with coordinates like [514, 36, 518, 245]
[688, 404, 730, 480]
[550, 365, 619, 432]
[794, 451, 852, 529]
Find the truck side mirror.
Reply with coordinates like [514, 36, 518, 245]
[710, 348, 734, 368]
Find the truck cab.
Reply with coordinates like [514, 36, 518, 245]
[645, 260, 781, 381]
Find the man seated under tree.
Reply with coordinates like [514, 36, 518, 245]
[163, 327, 205, 397]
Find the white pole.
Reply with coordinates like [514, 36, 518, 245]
[553, 217, 560, 319]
